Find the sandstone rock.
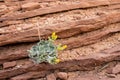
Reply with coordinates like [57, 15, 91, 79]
[67, 72, 79, 79]
[22, 2, 40, 11]
[3, 61, 16, 69]
[112, 64, 120, 74]
[0, 0, 120, 21]
[0, 5, 9, 16]
[0, 20, 23, 28]
[46, 73, 56, 80]
[0, 0, 120, 80]
[10, 71, 49, 80]
[0, 51, 120, 79]
[0, 12, 120, 46]
[106, 74, 116, 78]
[4, 0, 13, 2]
[0, 0, 4, 2]
[56, 72, 68, 80]
[71, 77, 91, 80]
[0, 23, 120, 64]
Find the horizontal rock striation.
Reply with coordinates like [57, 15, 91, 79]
[0, 0, 120, 79]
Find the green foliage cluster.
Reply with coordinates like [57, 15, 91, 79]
[28, 40, 58, 64]
[28, 32, 67, 64]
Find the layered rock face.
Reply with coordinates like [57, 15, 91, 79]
[0, 0, 120, 80]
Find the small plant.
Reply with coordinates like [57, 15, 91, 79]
[28, 32, 67, 64]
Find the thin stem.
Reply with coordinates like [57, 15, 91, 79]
[37, 22, 41, 41]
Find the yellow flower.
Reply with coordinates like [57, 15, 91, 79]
[57, 45, 67, 51]
[62, 45, 67, 49]
[54, 59, 60, 64]
[51, 32, 58, 40]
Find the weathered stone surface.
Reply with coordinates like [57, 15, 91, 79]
[0, 5, 9, 16]
[0, 23, 120, 64]
[22, 2, 40, 11]
[0, 0, 120, 21]
[0, 0, 4, 2]
[112, 64, 120, 74]
[10, 71, 49, 80]
[3, 61, 16, 69]
[0, 44, 120, 79]
[46, 73, 56, 80]
[0, 0, 120, 80]
[71, 77, 90, 80]
[56, 72, 68, 80]
[0, 20, 23, 28]
[4, 0, 56, 3]
[102, 44, 120, 54]
[0, 12, 120, 46]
